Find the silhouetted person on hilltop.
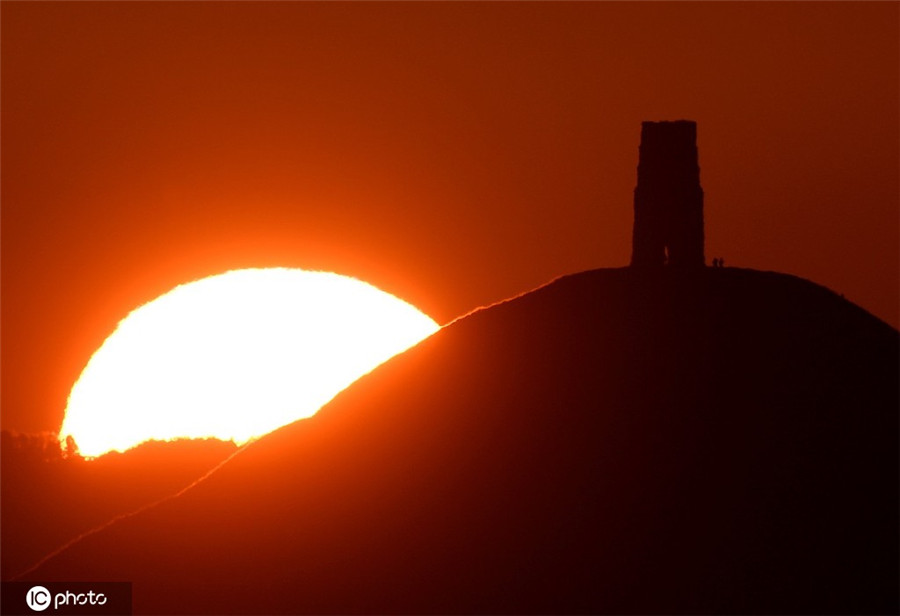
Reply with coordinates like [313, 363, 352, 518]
[631, 120, 705, 269]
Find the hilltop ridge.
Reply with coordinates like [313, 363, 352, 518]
[31, 267, 899, 614]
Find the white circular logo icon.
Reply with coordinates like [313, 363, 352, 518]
[26, 586, 51, 612]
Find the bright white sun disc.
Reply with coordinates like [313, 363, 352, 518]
[60, 268, 440, 457]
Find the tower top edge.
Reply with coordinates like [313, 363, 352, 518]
[641, 120, 697, 127]
[640, 120, 697, 143]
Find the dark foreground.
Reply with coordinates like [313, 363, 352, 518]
[27, 268, 900, 614]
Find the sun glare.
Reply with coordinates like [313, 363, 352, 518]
[60, 269, 440, 457]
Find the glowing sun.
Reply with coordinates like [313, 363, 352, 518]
[60, 268, 439, 457]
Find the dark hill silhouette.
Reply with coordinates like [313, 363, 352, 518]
[0, 434, 237, 579]
[28, 267, 898, 614]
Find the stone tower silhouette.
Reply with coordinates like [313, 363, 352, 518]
[631, 120, 704, 268]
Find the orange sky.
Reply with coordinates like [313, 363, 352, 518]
[2, 2, 898, 434]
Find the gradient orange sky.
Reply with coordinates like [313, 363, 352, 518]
[2, 2, 898, 435]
